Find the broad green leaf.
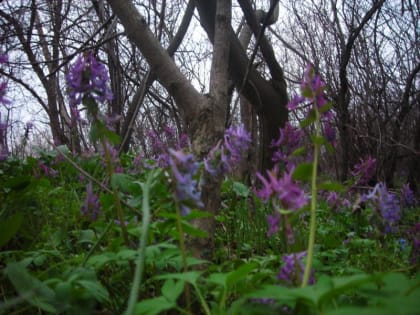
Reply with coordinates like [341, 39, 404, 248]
[226, 262, 258, 289]
[292, 147, 307, 157]
[134, 296, 174, 315]
[318, 181, 345, 192]
[117, 249, 137, 260]
[4, 262, 57, 313]
[86, 252, 117, 269]
[78, 229, 96, 244]
[0, 212, 23, 248]
[300, 109, 316, 128]
[77, 280, 110, 302]
[181, 221, 209, 238]
[111, 173, 134, 192]
[161, 279, 184, 303]
[311, 134, 325, 145]
[292, 163, 313, 181]
[154, 271, 203, 286]
[233, 181, 250, 198]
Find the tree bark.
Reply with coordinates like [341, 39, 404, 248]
[195, 0, 288, 171]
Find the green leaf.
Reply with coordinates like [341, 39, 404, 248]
[318, 181, 345, 192]
[311, 135, 325, 145]
[86, 252, 117, 269]
[111, 173, 134, 192]
[319, 101, 333, 114]
[161, 279, 185, 303]
[292, 147, 307, 157]
[134, 296, 174, 315]
[292, 163, 313, 181]
[226, 262, 258, 289]
[77, 280, 109, 303]
[102, 128, 121, 145]
[154, 271, 203, 286]
[4, 262, 57, 313]
[184, 209, 213, 220]
[232, 181, 250, 198]
[181, 221, 209, 238]
[300, 109, 316, 128]
[0, 212, 23, 248]
[78, 229, 96, 244]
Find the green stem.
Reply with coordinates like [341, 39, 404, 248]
[82, 220, 113, 266]
[174, 200, 192, 313]
[125, 174, 152, 315]
[193, 284, 212, 315]
[100, 137, 130, 248]
[302, 109, 321, 287]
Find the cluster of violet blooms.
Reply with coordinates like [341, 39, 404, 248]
[168, 124, 252, 216]
[66, 52, 116, 220]
[146, 126, 190, 168]
[66, 52, 113, 114]
[254, 65, 336, 286]
[204, 124, 252, 176]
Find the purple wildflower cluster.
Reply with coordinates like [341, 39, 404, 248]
[37, 161, 58, 178]
[400, 183, 415, 208]
[256, 166, 307, 237]
[351, 156, 376, 186]
[66, 52, 113, 119]
[363, 182, 401, 233]
[288, 65, 336, 145]
[147, 126, 190, 168]
[278, 251, 314, 286]
[323, 191, 351, 212]
[271, 122, 304, 168]
[169, 149, 203, 215]
[99, 140, 123, 173]
[256, 166, 307, 211]
[81, 182, 102, 221]
[205, 124, 251, 176]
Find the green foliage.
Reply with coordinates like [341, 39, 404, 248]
[0, 150, 418, 314]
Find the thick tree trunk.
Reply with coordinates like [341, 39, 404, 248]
[196, 0, 288, 172]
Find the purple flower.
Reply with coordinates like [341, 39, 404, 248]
[301, 65, 325, 99]
[351, 156, 376, 186]
[256, 166, 308, 210]
[66, 52, 113, 108]
[37, 161, 58, 177]
[224, 124, 252, 163]
[147, 127, 190, 168]
[81, 182, 101, 221]
[205, 125, 251, 176]
[364, 182, 401, 233]
[287, 94, 305, 111]
[204, 141, 230, 176]
[266, 211, 280, 237]
[400, 183, 415, 208]
[325, 191, 339, 207]
[271, 122, 303, 165]
[323, 120, 336, 145]
[100, 140, 121, 170]
[169, 149, 203, 215]
[278, 251, 314, 286]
